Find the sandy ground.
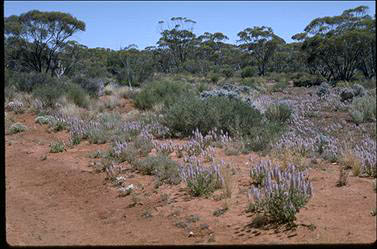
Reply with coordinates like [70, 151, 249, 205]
[5, 112, 376, 245]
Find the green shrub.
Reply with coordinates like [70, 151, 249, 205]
[134, 80, 193, 110]
[87, 128, 107, 144]
[163, 96, 263, 137]
[11, 72, 59, 92]
[209, 73, 220, 84]
[66, 83, 90, 108]
[135, 155, 181, 184]
[35, 116, 51, 125]
[8, 123, 27, 134]
[222, 67, 234, 78]
[350, 95, 376, 124]
[32, 84, 63, 108]
[292, 73, 323, 87]
[356, 79, 376, 89]
[243, 121, 286, 153]
[265, 103, 292, 123]
[271, 81, 288, 92]
[50, 140, 65, 153]
[241, 66, 257, 78]
[72, 75, 103, 96]
[133, 134, 154, 156]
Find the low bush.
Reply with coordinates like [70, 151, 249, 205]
[134, 80, 194, 110]
[209, 73, 220, 84]
[8, 123, 27, 134]
[135, 155, 181, 185]
[241, 66, 257, 78]
[66, 83, 90, 108]
[32, 84, 64, 108]
[222, 67, 234, 78]
[179, 162, 223, 197]
[291, 72, 323, 87]
[49, 140, 65, 153]
[243, 121, 286, 153]
[350, 95, 376, 124]
[271, 81, 288, 93]
[265, 103, 292, 123]
[249, 162, 312, 224]
[163, 96, 263, 137]
[87, 128, 108, 144]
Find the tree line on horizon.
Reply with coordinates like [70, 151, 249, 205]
[4, 5, 376, 91]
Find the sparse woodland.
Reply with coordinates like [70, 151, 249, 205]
[5, 6, 376, 245]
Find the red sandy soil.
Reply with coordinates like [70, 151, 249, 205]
[5, 112, 376, 245]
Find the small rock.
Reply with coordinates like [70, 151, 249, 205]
[40, 154, 47, 161]
[175, 221, 188, 229]
[188, 231, 194, 237]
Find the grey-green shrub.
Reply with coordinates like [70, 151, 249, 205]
[265, 103, 292, 123]
[134, 155, 181, 185]
[66, 83, 90, 108]
[134, 80, 193, 110]
[8, 123, 27, 134]
[50, 140, 65, 153]
[350, 95, 376, 124]
[32, 84, 64, 108]
[163, 96, 263, 137]
[241, 66, 257, 78]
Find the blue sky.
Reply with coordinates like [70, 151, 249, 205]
[4, 1, 376, 50]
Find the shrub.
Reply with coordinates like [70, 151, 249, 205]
[32, 84, 64, 108]
[66, 83, 90, 108]
[271, 81, 288, 93]
[340, 150, 362, 176]
[179, 161, 223, 197]
[163, 96, 263, 137]
[249, 162, 312, 224]
[336, 167, 349, 187]
[265, 103, 292, 123]
[134, 80, 193, 110]
[49, 140, 65, 153]
[35, 116, 51, 125]
[222, 67, 234, 78]
[209, 73, 220, 84]
[241, 66, 257, 78]
[135, 155, 181, 184]
[133, 132, 154, 156]
[8, 123, 27, 134]
[350, 95, 376, 124]
[292, 73, 323, 87]
[11, 72, 59, 92]
[87, 128, 107, 144]
[72, 75, 104, 96]
[243, 121, 286, 153]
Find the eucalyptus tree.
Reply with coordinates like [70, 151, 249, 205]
[197, 32, 229, 66]
[292, 5, 375, 81]
[4, 10, 86, 76]
[238, 26, 285, 76]
[157, 17, 197, 71]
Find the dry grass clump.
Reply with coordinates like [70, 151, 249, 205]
[339, 149, 362, 176]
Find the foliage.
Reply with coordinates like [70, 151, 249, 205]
[49, 140, 65, 153]
[66, 83, 90, 108]
[134, 80, 194, 110]
[32, 83, 63, 107]
[249, 162, 312, 224]
[5, 10, 85, 75]
[8, 122, 27, 134]
[241, 66, 257, 78]
[349, 95, 376, 124]
[238, 26, 285, 76]
[265, 103, 292, 123]
[163, 95, 263, 137]
[135, 155, 181, 185]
